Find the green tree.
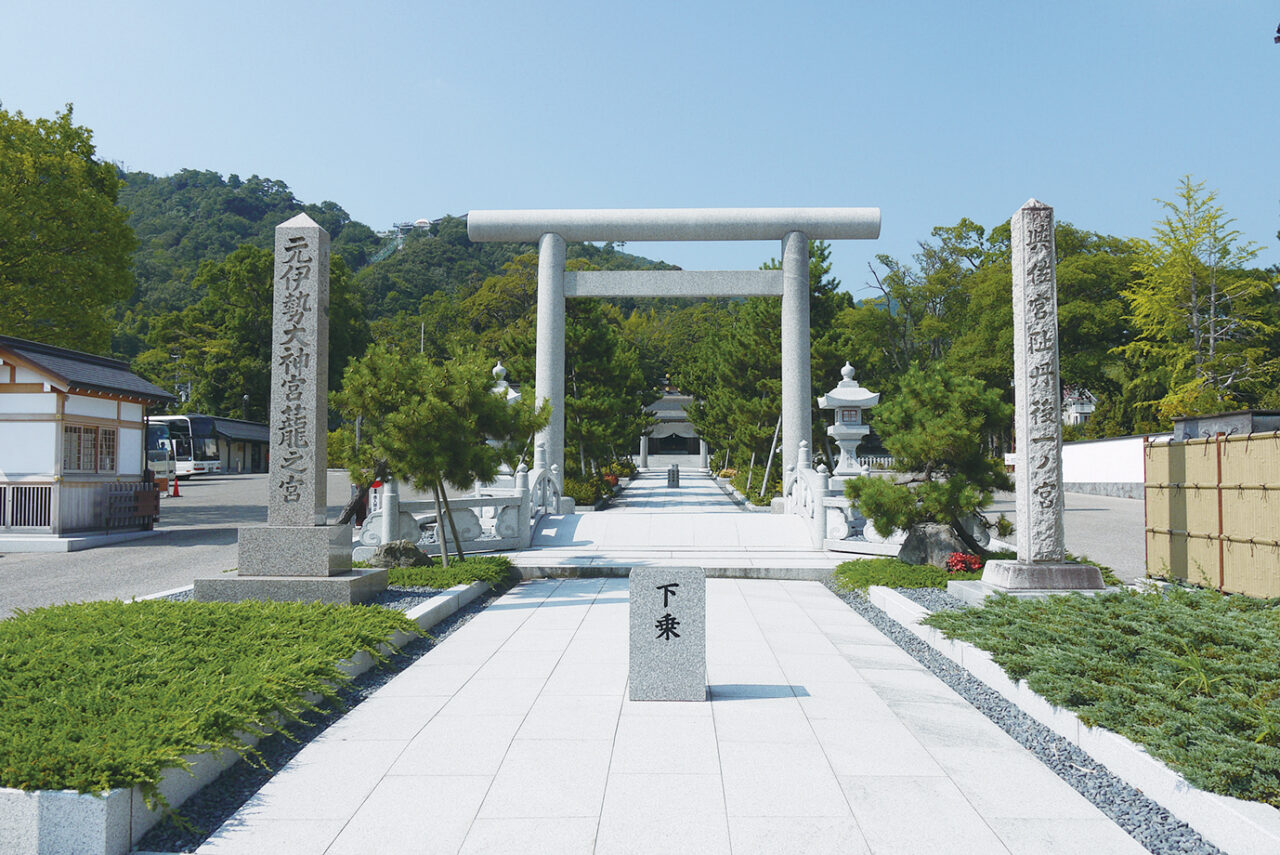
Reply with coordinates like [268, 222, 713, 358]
[501, 287, 655, 476]
[1119, 177, 1277, 419]
[0, 105, 135, 353]
[134, 245, 368, 418]
[846, 365, 1011, 554]
[331, 345, 548, 563]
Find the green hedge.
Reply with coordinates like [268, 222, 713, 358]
[387, 555, 515, 590]
[834, 557, 981, 590]
[925, 588, 1280, 807]
[0, 600, 419, 808]
[729, 464, 781, 506]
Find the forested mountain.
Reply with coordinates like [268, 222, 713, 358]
[117, 169, 382, 316]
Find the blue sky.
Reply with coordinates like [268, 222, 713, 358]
[2, 1, 1276, 298]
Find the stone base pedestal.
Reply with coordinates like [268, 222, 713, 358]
[237, 524, 353, 577]
[194, 568, 388, 605]
[981, 560, 1104, 590]
[948, 559, 1106, 607]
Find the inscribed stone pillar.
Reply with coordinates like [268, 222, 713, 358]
[781, 231, 811, 479]
[979, 200, 1102, 592]
[196, 214, 384, 603]
[1011, 199, 1065, 562]
[268, 214, 330, 527]
[629, 566, 706, 701]
[639, 434, 649, 469]
[536, 233, 566, 488]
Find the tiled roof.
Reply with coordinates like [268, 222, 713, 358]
[0, 335, 175, 404]
[209, 417, 269, 443]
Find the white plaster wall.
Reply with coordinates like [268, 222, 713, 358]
[1062, 435, 1165, 483]
[12, 366, 44, 383]
[64, 394, 116, 419]
[119, 427, 143, 476]
[120, 402, 143, 422]
[0, 422, 56, 477]
[0, 394, 56, 414]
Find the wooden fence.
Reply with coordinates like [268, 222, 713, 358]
[0, 481, 157, 535]
[1145, 432, 1280, 598]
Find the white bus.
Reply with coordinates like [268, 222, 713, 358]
[145, 421, 176, 484]
[149, 414, 224, 478]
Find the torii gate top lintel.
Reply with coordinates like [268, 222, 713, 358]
[466, 207, 881, 244]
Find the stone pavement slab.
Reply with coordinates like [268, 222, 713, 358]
[197, 577, 1148, 854]
[508, 465, 842, 576]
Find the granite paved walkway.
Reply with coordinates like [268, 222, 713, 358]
[508, 456, 841, 574]
[197, 578, 1146, 854]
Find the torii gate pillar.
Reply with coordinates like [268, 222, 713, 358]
[780, 231, 811, 479]
[535, 233, 567, 486]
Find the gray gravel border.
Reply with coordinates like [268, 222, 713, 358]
[824, 581, 1222, 855]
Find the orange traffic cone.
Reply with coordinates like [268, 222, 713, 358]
[171, 475, 181, 498]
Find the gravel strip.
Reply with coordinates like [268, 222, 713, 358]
[136, 586, 497, 853]
[825, 582, 1222, 855]
[891, 585, 966, 612]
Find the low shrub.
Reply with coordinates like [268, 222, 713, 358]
[387, 555, 515, 590]
[834, 557, 982, 590]
[562, 476, 601, 506]
[729, 464, 781, 506]
[925, 587, 1280, 807]
[0, 600, 419, 808]
[601, 457, 637, 479]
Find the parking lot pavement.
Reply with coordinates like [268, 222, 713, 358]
[0, 473, 343, 618]
[987, 491, 1147, 585]
[0, 471, 484, 618]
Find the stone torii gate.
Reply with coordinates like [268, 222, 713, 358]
[466, 207, 880, 485]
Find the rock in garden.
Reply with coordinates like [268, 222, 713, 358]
[370, 539, 432, 568]
[898, 522, 968, 568]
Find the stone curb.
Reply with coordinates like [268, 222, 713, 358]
[867, 586, 1280, 855]
[0, 581, 491, 855]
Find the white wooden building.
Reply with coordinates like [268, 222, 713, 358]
[0, 335, 174, 536]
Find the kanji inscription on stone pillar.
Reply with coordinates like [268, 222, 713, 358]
[268, 213, 330, 527]
[1011, 198, 1065, 563]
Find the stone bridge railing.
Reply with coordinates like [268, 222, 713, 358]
[359, 446, 567, 555]
[784, 441, 866, 548]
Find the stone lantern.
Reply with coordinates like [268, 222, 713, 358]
[488, 362, 521, 482]
[491, 361, 520, 404]
[817, 362, 879, 477]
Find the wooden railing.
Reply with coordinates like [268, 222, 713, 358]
[0, 481, 157, 534]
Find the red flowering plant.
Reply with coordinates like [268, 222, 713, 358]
[945, 552, 982, 574]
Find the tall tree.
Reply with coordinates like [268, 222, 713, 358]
[846, 365, 1012, 555]
[1119, 177, 1277, 418]
[0, 105, 135, 353]
[134, 245, 368, 418]
[330, 345, 548, 562]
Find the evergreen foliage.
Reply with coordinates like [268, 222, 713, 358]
[387, 555, 514, 590]
[0, 105, 136, 353]
[116, 169, 380, 323]
[0, 599, 418, 808]
[834, 557, 982, 590]
[925, 588, 1280, 807]
[845, 365, 1011, 553]
[1119, 176, 1278, 419]
[131, 246, 368, 418]
[330, 345, 549, 563]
